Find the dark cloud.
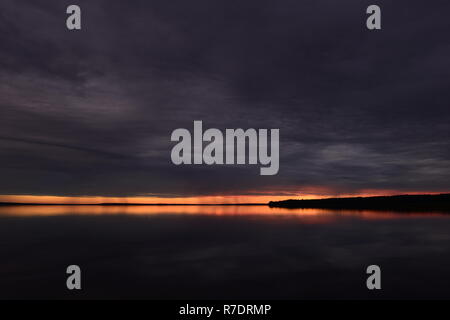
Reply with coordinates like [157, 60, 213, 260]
[0, 0, 449, 197]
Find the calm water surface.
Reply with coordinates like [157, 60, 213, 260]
[0, 205, 449, 299]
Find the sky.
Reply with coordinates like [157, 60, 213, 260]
[0, 0, 449, 203]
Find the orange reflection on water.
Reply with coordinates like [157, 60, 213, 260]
[0, 205, 448, 224]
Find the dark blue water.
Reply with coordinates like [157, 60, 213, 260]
[0, 205, 449, 299]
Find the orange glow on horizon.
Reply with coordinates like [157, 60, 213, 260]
[0, 190, 447, 205]
[0, 194, 311, 205]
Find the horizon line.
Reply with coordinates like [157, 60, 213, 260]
[1, 193, 449, 206]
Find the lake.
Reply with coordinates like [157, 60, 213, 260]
[0, 205, 449, 299]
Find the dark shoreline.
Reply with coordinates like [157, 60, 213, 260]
[268, 194, 450, 212]
[1, 194, 450, 212]
[0, 202, 266, 206]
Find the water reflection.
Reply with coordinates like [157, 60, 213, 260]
[1, 205, 450, 299]
[0, 204, 448, 222]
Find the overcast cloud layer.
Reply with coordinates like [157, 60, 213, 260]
[0, 0, 449, 197]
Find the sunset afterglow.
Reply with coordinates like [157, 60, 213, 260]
[0, 190, 446, 205]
